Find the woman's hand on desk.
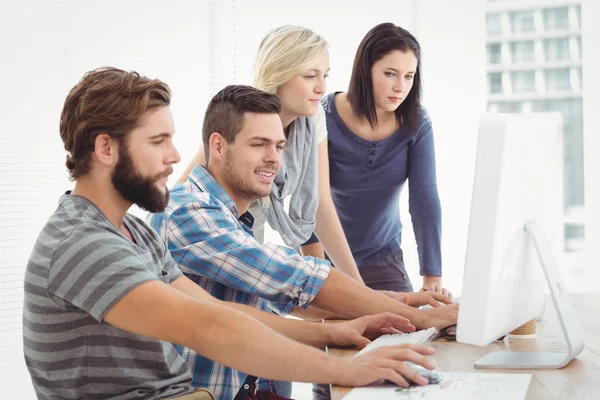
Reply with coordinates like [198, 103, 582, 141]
[328, 312, 415, 349]
[379, 290, 452, 307]
[334, 344, 436, 388]
[420, 275, 453, 298]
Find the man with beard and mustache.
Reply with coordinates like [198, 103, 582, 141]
[147, 84, 458, 399]
[23, 68, 441, 400]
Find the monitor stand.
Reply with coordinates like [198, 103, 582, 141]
[474, 220, 586, 369]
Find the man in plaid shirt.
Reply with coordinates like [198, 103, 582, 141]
[148, 85, 458, 399]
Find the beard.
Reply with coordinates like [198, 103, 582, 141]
[111, 145, 172, 213]
[222, 150, 274, 201]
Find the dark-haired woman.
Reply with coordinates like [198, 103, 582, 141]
[314, 23, 452, 298]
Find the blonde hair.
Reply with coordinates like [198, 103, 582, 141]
[253, 25, 328, 94]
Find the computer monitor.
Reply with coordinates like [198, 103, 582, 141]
[456, 112, 585, 369]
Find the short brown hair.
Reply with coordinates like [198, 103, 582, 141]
[202, 85, 281, 162]
[60, 67, 171, 180]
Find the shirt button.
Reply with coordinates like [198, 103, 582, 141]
[368, 160, 374, 165]
[370, 150, 376, 155]
[372, 142, 377, 147]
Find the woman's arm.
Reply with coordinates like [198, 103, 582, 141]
[407, 110, 450, 296]
[312, 139, 364, 283]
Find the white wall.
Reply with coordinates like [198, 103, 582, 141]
[0, 1, 211, 397]
[215, 0, 415, 91]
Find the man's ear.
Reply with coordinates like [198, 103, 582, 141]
[208, 132, 226, 163]
[93, 133, 119, 167]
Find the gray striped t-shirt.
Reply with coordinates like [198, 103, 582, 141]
[23, 193, 194, 399]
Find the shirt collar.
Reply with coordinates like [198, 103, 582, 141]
[188, 164, 239, 217]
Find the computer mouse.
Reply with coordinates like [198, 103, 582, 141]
[406, 365, 443, 386]
[384, 363, 443, 387]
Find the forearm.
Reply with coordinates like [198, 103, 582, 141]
[314, 200, 364, 283]
[187, 301, 340, 382]
[300, 241, 326, 259]
[172, 221, 330, 313]
[224, 302, 336, 347]
[312, 268, 418, 322]
[289, 305, 341, 321]
[106, 281, 340, 384]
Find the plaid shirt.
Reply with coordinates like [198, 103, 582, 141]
[147, 165, 331, 400]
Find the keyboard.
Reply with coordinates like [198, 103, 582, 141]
[355, 327, 438, 357]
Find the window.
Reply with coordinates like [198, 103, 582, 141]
[543, 7, 570, 31]
[488, 101, 522, 113]
[545, 68, 571, 91]
[544, 38, 571, 61]
[488, 73, 503, 93]
[511, 71, 536, 92]
[510, 11, 535, 33]
[532, 98, 584, 210]
[577, 37, 582, 59]
[576, 5, 582, 28]
[510, 40, 535, 63]
[487, 14, 503, 35]
[532, 98, 584, 251]
[487, 43, 502, 64]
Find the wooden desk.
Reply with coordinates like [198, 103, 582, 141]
[328, 293, 600, 400]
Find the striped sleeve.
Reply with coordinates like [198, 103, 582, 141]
[166, 198, 331, 315]
[47, 225, 158, 322]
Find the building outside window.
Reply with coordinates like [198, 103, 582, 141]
[488, 43, 502, 64]
[489, 101, 522, 113]
[487, 13, 503, 35]
[488, 72, 503, 93]
[511, 40, 535, 63]
[543, 7, 570, 30]
[544, 38, 570, 61]
[511, 70, 536, 92]
[545, 68, 571, 91]
[510, 10, 535, 33]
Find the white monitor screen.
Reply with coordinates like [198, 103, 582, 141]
[457, 112, 562, 346]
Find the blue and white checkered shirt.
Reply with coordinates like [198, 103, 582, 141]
[147, 165, 331, 399]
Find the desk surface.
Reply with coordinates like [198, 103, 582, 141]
[328, 293, 600, 400]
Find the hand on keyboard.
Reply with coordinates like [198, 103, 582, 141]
[355, 327, 437, 356]
[378, 290, 452, 308]
[335, 343, 437, 388]
[413, 303, 459, 330]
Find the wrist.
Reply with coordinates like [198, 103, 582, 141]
[409, 308, 428, 330]
[324, 356, 348, 385]
[322, 322, 338, 346]
[423, 275, 442, 285]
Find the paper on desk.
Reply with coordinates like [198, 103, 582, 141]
[343, 372, 531, 400]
